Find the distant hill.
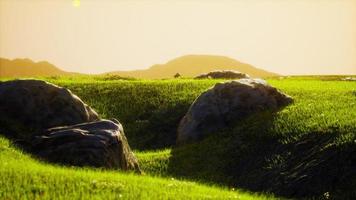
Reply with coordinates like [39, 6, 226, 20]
[0, 55, 279, 78]
[108, 55, 278, 78]
[0, 58, 73, 78]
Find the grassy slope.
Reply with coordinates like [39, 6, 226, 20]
[0, 137, 273, 200]
[1, 76, 355, 199]
[130, 77, 355, 199]
[47, 77, 221, 150]
[166, 79, 356, 199]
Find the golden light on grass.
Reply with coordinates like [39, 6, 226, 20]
[72, 0, 80, 7]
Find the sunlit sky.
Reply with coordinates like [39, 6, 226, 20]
[0, 0, 355, 75]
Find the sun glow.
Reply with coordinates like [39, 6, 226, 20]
[72, 0, 80, 7]
[0, 0, 355, 75]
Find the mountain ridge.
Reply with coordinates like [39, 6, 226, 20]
[107, 55, 278, 78]
[0, 58, 72, 77]
[0, 55, 279, 78]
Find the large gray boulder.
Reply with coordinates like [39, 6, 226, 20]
[177, 79, 293, 144]
[32, 119, 141, 172]
[195, 70, 249, 79]
[0, 79, 99, 139]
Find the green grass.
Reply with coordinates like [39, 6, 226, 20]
[1, 75, 355, 199]
[165, 78, 356, 199]
[135, 149, 171, 177]
[41, 76, 356, 148]
[45, 78, 222, 149]
[0, 137, 274, 200]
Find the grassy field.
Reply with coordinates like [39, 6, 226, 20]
[1, 75, 355, 199]
[0, 136, 275, 200]
[45, 77, 223, 150]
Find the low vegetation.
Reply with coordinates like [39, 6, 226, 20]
[0, 137, 273, 200]
[46, 77, 221, 150]
[1, 75, 355, 199]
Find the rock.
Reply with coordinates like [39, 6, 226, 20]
[341, 77, 356, 81]
[0, 80, 139, 171]
[0, 79, 99, 139]
[177, 79, 293, 144]
[195, 70, 250, 79]
[32, 119, 141, 172]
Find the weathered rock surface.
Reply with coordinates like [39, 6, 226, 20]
[0, 79, 99, 139]
[177, 79, 293, 144]
[0, 80, 140, 172]
[32, 119, 141, 172]
[341, 77, 356, 81]
[195, 70, 250, 79]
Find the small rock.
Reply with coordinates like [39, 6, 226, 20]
[177, 79, 293, 144]
[195, 70, 249, 79]
[341, 77, 356, 81]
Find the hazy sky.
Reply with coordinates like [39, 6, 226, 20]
[1, 0, 355, 75]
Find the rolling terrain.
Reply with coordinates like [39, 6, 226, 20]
[0, 76, 355, 199]
[0, 136, 272, 200]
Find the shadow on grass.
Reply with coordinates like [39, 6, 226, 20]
[126, 102, 189, 150]
[167, 111, 356, 199]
